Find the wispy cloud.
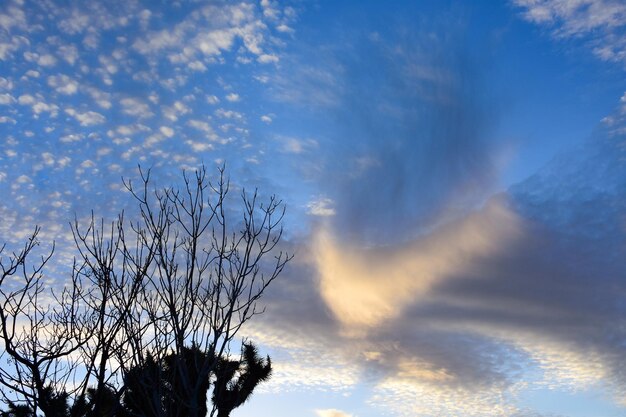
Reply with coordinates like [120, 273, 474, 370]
[513, 0, 626, 65]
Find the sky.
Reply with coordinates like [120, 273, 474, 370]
[1, 0, 626, 416]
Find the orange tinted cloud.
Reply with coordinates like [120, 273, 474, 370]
[315, 199, 522, 332]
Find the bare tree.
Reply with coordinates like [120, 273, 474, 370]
[0, 165, 291, 417]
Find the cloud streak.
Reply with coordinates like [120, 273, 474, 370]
[315, 198, 522, 332]
[513, 0, 626, 65]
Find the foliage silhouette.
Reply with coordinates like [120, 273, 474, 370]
[212, 343, 272, 417]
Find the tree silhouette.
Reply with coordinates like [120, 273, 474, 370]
[0, 402, 34, 417]
[123, 345, 213, 417]
[0, 165, 289, 417]
[212, 343, 272, 417]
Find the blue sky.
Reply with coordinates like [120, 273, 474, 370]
[1, 1, 626, 416]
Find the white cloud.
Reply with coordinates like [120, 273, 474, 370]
[369, 377, 520, 417]
[57, 156, 71, 168]
[225, 92, 240, 102]
[144, 133, 166, 147]
[159, 126, 174, 137]
[86, 87, 112, 109]
[188, 60, 206, 72]
[260, 114, 272, 123]
[133, 26, 186, 55]
[66, 108, 105, 126]
[41, 152, 55, 166]
[138, 9, 151, 28]
[243, 323, 362, 395]
[0, 93, 15, 104]
[17, 94, 35, 105]
[258, 53, 279, 64]
[260, 0, 279, 20]
[121, 97, 153, 118]
[0, 4, 27, 33]
[112, 123, 150, 137]
[514, 0, 626, 64]
[206, 95, 220, 105]
[0, 77, 13, 90]
[279, 136, 318, 154]
[194, 29, 237, 56]
[57, 44, 78, 65]
[187, 119, 212, 133]
[514, 335, 609, 391]
[162, 100, 190, 122]
[80, 159, 95, 169]
[32, 101, 59, 116]
[47, 74, 79, 95]
[307, 197, 336, 217]
[58, 9, 90, 35]
[37, 53, 57, 67]
[276, 24, 294, 33]
[98, 55, 119, 74]
[133, 3, 264, 63]
[215, 109, 243, 120]
[0, 35, 28, 61]
[185, 140, 213, 152]
[15, 175, 31, 184]
[60, 133, 83, 143]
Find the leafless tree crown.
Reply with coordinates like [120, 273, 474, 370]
[0, 165, 291, 417]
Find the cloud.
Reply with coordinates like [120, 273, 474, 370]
[30, 100, 59, 117]
[315, 198, 522, 332]
[243, 17, 626, 415]
[258, 53, 279, 63]
[47, 74, 79, 95]
[215, 108, 243, 120]
[513, 0, 626, 65]
[85, 87, 112, 109]
[159, 126, 175, 138]
[293, 26, 501, 245]
[0, 93, 15, 104]
[65, 108, 105, 126]
[121, 97, 153, 118]
[132, 2, 283, 68]
[0, 2, 27, 33]
[306, 197, 335, 217]
[279, 137, 318, 154]
[37, 54, 57, 67]
[269, 60, 343, 108]
[369, 376, 520, 417]
[57, 44, 79, 65]
[17, 94, 35, 105]
[225, 92, 240, 102]
[161, 100, 189, 122]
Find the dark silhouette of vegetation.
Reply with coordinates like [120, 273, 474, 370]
[212, 343, 272, 417]
[0, 165, 289, 417]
